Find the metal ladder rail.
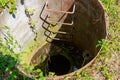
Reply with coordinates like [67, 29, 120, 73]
[44, 0, 76, 26]
[42, 15, 73, 35]
[43, 23, 73, 42]
[43, 0, 76, 42]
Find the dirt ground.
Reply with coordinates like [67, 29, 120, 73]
[76, 2, 120, 80]
[87, 3, 120, 80]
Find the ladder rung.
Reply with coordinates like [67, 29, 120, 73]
[48, 20, 74, 26]
[53, 38, 71, 42]
[43, 26, 72, 34]
[48, 29, 72, 34]
[45, 0, 76, 14]
[45, 33, 72, 41]
[48, 37, 71, 42]
[52, 31, 71, 34]
[46, 38, 72, 43]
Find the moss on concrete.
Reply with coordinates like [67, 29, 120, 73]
[20, 25, 61, 64]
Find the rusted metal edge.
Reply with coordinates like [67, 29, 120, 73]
[45, 0, 75, 25]
[45, 0, 76, 14]
[46, 0, 109, 79]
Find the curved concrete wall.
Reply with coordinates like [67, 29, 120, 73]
[0, 0, 107, 78]
[0, 0, 74, 51]
[0, 0, 45, 50]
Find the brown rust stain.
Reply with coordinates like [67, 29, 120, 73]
[46, 0, 75, 24]
[47, 0, 74, 11]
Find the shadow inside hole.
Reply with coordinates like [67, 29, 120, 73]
[48, 54, 71, 75]
[34, 41, 93, 76]
[33, 0, 106, 76]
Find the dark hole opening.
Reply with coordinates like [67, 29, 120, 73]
[48, 54, 71, 75]
[34, 41, 94, 76]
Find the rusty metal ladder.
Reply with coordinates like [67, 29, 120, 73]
[44, 0, 76, 42]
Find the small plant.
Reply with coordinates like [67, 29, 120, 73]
[0, 25, 37, 79]
[0, 0, 17, 14]
[0, 0, 9, 8]
[0, 25, 20, 79]
[29, 18, 38, 31]
[96, 39, 112, 57]
[25, 8, 36, 30]
[25, 8, 38, 40]
[29, 18, 38, 40]
[25, 8, 36, 16]
[79, 70, 93, 80]
[100, 66, 114, 80]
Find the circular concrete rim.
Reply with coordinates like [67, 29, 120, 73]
[16, 0, 109, 79]
[47, 1, 109, 79]
[43, 0, 108, 79]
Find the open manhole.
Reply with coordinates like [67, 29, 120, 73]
[48, 54, 71, 75]
[0, 0, 108, 79]
[28, 0, 107, 79]
[32, 41, 94, 76]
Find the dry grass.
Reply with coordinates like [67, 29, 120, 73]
[75, 0, 120, 80]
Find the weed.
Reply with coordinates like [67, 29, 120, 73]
[0, 25, 19, 79]
[29, 18, 38, 31]
[96, 39, 112, 57]
[100, 66, 114, 80]
[75, 69, 94, 80]
[0, 0, 17, 14]
[96, 0, 120, 80]
[0, 25, 33, 79]
[0, 0, 119, 79]
[25, 8, 36, 16]
[80, 70, 93, 80]
[25, 8, 38, 40]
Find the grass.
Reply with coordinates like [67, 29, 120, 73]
[0, 0, 120, 80]
[0, 0, 17, 14]
[73, 0, 120, 80]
